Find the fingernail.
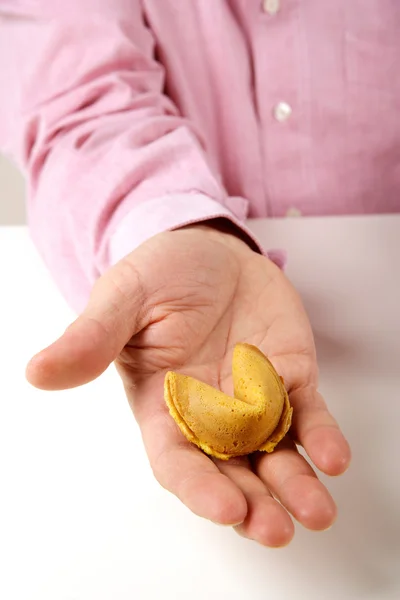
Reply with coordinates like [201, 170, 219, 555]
[212, 520, 244, 527]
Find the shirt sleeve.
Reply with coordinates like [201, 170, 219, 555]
[0, 1, 280, 312]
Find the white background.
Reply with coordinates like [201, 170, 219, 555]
[0, 154, 25, 224]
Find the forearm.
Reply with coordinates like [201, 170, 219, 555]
[0, 6, 247, 310]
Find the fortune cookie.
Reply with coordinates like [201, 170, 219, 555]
[164, 343, 292, 460]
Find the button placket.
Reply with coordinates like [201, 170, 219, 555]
[254, 1, 307, 217]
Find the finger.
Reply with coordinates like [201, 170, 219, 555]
[216, 457, 294, 547]
[26, 258, 148, 390]
[127, 374, 248, 526]
[290, 387, 351, 476]
[255, 440, 337, 531]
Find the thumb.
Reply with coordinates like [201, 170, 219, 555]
[26, 259, 148, 391]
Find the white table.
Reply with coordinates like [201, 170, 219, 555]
[1, 217, 399, 600]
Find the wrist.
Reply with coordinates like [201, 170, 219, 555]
[180, 218, 260, 253]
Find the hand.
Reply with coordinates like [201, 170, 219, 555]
[27, 224, 351, 547]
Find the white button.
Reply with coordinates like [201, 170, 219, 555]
[273, 101, 292, 122]
[286, 207, 302, 217]
[263, 0, 280, 15]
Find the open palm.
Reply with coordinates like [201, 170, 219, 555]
[28, 225, 351, 547]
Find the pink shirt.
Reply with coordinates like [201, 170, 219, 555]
[1, 1, 400, 311]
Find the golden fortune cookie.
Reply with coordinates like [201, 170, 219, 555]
[164, 343, 293, 460]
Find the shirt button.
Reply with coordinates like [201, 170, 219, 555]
[273, 101, 292, 122]
[263, 0, 280, 15]
[285, 207, 302, 217]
